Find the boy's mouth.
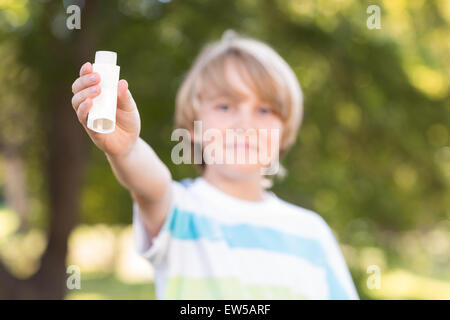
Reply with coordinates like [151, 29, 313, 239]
[225, 142, 257, 151]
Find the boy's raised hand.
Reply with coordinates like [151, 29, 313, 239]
[71, 62, 141, 157]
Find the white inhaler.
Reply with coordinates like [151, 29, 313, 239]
[87, 51, 120, 134]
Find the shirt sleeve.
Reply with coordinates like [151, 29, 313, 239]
[317, 217, 360, 300]
[132, 180, 187, 267]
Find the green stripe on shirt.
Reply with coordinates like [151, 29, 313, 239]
[165, 276, 308, 299]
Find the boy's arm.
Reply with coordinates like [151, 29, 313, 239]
[105, 137, 173, 239]
[70, 62, 171, 240]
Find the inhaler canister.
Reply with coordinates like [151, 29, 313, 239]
[87, 51, 120, 134]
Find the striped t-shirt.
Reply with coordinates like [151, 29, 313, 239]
[132, 177, 359, 299]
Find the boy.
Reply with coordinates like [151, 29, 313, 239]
[70, 31, 359, 299]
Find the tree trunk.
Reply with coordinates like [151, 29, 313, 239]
[30, 86, 88, 299]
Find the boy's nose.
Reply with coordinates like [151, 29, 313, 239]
[232, 105, 254, 131]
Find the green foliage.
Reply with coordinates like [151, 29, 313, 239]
[0, 0, 449, 298]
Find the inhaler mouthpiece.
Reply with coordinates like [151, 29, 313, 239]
[95, 51, 117, 65]
[87, 50, 120, 134]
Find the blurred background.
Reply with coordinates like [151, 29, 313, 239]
[0, 0, 449, 300]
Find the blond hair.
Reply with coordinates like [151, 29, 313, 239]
[175, 30, 303, 180]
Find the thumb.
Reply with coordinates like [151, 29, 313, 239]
[117, 79, 137, 112]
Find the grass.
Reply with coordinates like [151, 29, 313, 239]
[65, 272, 156, 300]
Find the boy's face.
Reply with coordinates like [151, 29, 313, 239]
[196, 59, 283, 180]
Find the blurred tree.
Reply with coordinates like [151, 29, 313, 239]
[0, 0, 100, 299]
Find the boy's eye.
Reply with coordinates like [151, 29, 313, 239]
[216, 104, 230, 111]
[258, 106, 273, 114]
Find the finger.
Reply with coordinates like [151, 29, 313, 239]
[117, 79, 137, 112]
[72, 72, 100, 94]
[71, 85, 101, 111]
[77, 97, 93, 127]
[80, 62, 92, 77]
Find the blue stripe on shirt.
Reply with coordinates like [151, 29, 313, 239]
[161, 205, 350, 299]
